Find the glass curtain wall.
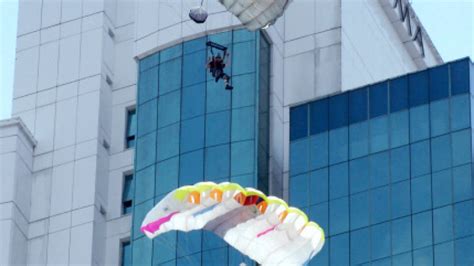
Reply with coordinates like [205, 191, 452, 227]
[289, 58, 473, 266]
[131, 29, 270, 266]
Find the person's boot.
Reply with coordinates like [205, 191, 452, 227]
[225, 84, 233, 90]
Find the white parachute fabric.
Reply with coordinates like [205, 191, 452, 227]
[218, 0, 290, 30]
[140, 182, 325, 266]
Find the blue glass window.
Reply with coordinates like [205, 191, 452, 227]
[202, 248, 228, 265]
[310, 99, 328, 135]
[451, 129, 471, 166]
[202, 230, 226, 250]
[179, 150, 204, 185]
[371, 186, 390, 224]
[232, 41, 256, 75]
[232, 73, 255, 108]
[233, 29, 255, 42]
[350, 191, 369, 229]
[126, 108, 136, 148]
[409, 70, 429, 107]
[454, 200, 474, 238]
[370, 151, 389, 188]
[132, 235, 152, 265]
[429, 64, 449, 101]
[349, 87, 368, 123]
[330, 233, 349, 265]
[410, 105, 430, 142]
[455, 236, 474, 266]
[180, 116, 205, 153]
[410, 140, 431, 178]
[290, 105, 308, 141]
[139, 53, 158, 72]
[153, 232, 177, 264]
[158, 90, 180, 128]
[310, 168, 328, 205]
[160, 44, 182, 63]
[135, 166, 154, 205]
[349, 156, 369, 194]
[432, 169, 452, 208]
[430, 99, 449, 137]
[453, 164, 472, 202]
[155, 157, 179, 196]
[329, 162, 348, 199]
[412, 211, 433, 249]
[205, 111, 230, 146]
[309, 133, 328, 170]
[136, 133, 156, 170]
[138, 67, 158, 104]
[121, 241, 132, 266]
[412, 174, 432, 213]
[310, 203, 328, 235]
[177, 231, 202, 257]
[122, 174, 133, 215]
[137, 99, 157, 137]
[329, 197, 349, 235]
[371, 222, 391, 260]
[370, 82, 388, 118]
[392, 217, 412, 254]
[391, 180, 410, 218]
[182, 83, 205, 119]
[231, 140, 254, 176]
[183, 36, 206, 54]
[329, 127, 348, 165]
[433, 205, 453, 244]
[413, 246, 433, 266]
[450, 59, 470, 95]
[183, 50, 206, 87]
[206, 79, 231, 113]
[329, 93, 348, 130]
[390, 76, 408, 112]
[290, 173, 309, 208]
[205, 145, 230, 181]
[390, 110, 409, 148]
[451, 94, 470, 131]
[157, 124, 180, 162]
[232, 106, 255, 142]
[231, 174, 254, 188]
[391, 145, 410, 183]
[434, 241, 454, 266]
[349, 121, 369, 159]
[290, 139, 309, 176]
[351, 228, 369, 265]
[370, 116, 389, 153]
[159, 58, 181, 95]
[133, 200, 154, 238]
[430, 134, 452, 172]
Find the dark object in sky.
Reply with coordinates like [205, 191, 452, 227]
[189, 6, 208, 24]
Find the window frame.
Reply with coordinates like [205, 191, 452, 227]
[125, 106, 137, 149]
[122, 171, 134, 216]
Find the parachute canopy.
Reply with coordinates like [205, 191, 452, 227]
[218, 0, 291, 31]
[141, 181, 325, 266]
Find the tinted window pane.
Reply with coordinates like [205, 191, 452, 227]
[451, 94, 470, 131]
[434, 241, 454, 266]
[370, 115, 389, 153]
[183, 50, 206, 87]
[160, 44, 182, 63]
[140, 53, 159, 72]
[205, 144, 230, 181]
[136, 133, 156, 170]
[450, 59, 470, 95]
[290, 173, 309, 208]
[413, 246, 433, 266]
[390, 110, 409, 148]
[392, 217, 412, 254]
[409, 70, 429, 107]
[290, 105, 308, 141]
[433, 205, 453, 244]
[371, 222, 391, 260]
[370, 82, 388, 118]
[232, 41, 256, 75]
[158, 90, 181, 128]
[429, 64, 449, 101]
[133, 200, 154, 238]
[392, 252, 412, 266]
[411, 140, 431, 178]
[180, 116, 205, 153]
[410, 105, 430, 142]
[137, 99, 157, 137]
[205, 111, 230, 146]
[153, 232, 177, 264]
[349, 156, 369, 194]
[310, 99, 329, 135]
[135, 165, 155, 204]
[159, 57, 181, 95]
[121, 241, 132, 266]
[232, 73, 255, 108]
[329, 93, 348, 129]
[391, 145, 410, 183]
[138, 67, 158, 104]
[390, 76, 409, 112]
[430, 99, 449, 137]
[412, 211, 433, 249]
[155, 157, 179, 196]
[179, 150, 204, 185]
[310, 203, 328, 236]
[132, 236, 152, 265]
[329, 127, 348, 165]
[351, 228, 369, 265]
[432, 169, 452, 208]
[329, 233, 349, 265]
[182, 83, 205, 119]
[350, 191, 369, 229]
[371, 186, 390, 224]
[453, 164, 472, 202]
[232, 106, 255, 142]
[455, 236, 474, 266]
[412, 174, 432, 213]
[391, 180, 410, 218]
[370, 151, 389, 188]
[290, 138, 309, 176]
[206, 79, 230, 113]
[310, 168, 328, 205]
[202, 247, 228, 265]
[183, 36, 206, 54]
[231, 140, 254, 176]
[349, 87, 368, 123]
[430, 134, 452, 172]
[349, 121, 369, 159]
[157, 123, 180, 162]
[454, 200, 474, 238]
[177, 231, 202, 257]
[329, 162, 348, 199]
[329, 197, 349, 235]
[310, 133, 328, 170]
[451, 129, 471, 166]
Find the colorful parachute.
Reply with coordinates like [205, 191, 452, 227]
[218, 0, 291, 31]
[141, 182, 325, 265]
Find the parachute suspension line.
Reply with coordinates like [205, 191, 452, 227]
[200, 0, 205, 7]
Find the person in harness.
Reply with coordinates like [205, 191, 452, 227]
[206, 41, 233, 90]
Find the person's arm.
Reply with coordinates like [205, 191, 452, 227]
[225, 52, 231, 66]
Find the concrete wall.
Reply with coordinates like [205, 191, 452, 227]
[4, 0, 443, 264]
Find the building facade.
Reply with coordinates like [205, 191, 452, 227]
[1, 0, 462, 265]
[289, 58, 473, 265]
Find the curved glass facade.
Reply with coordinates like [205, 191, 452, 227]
[290, 58, 474, 265]
[131, 29, 270, 265]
